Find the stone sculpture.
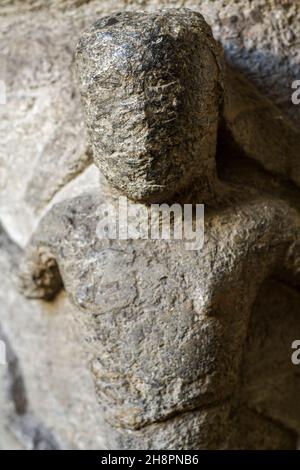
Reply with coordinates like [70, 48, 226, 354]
[19, 9, 300, 449]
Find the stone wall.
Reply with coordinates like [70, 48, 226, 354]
[1, 0, 300, 449]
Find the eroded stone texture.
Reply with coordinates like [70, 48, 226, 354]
[223, 65, 300, 189]
[0, 223, 107, 449]
[76, 9, 223, 202]
[0, 2, 101, 246]
[17, 6, 300, 451]
[241, 280, 300, 435]
[2, 0, 300, 451]
[76, 8, 300, 201]
[19, 179, 300, 448]
[1, 0, 300, 245]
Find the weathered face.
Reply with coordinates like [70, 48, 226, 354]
[76, 9, 223, 202]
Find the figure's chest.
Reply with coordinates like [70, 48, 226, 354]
[62, 239, 201, 316]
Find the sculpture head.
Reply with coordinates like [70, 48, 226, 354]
[76, 8, 223, 202]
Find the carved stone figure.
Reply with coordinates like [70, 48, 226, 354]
[75, 8, 300, 199]
[19, 9, 300, 449]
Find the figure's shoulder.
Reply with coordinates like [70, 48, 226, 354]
[31, 191, 105, 245]
[202, 194, 300, 262]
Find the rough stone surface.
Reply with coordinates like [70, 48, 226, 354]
[1, 0, 300, 245]
[1, 0, 300, 451]
[19, 176, 300, 449]
[240, 280, 300, 437]
[76, 9, 223, 202]
[76, 8, 300, 198]
[223, 65, 300, 189]
[18, 7, 300, 445]
[0, 223, 106, 449]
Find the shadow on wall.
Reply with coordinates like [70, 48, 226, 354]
[231, 278, 300, 450]
[0, 323, 61, 450]
[223, 45, 300, 125]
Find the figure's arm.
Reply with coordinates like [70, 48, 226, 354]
[206, 197, 300, 303]
[18, 202, 67, 301]
[19, 242, 62, 301]
[19, 192, 103, 303]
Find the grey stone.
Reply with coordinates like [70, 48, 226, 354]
[2, 0, 300, 451]
[76, 9, 223, 202]
[0, 223, 107, 449]
[2, 0, 300, 245]
[76, 8, 300, 203]
[19, 180, 300, 448]
[18, 6, 300, 450]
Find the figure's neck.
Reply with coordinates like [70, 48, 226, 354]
[98, 169, 227, 209]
